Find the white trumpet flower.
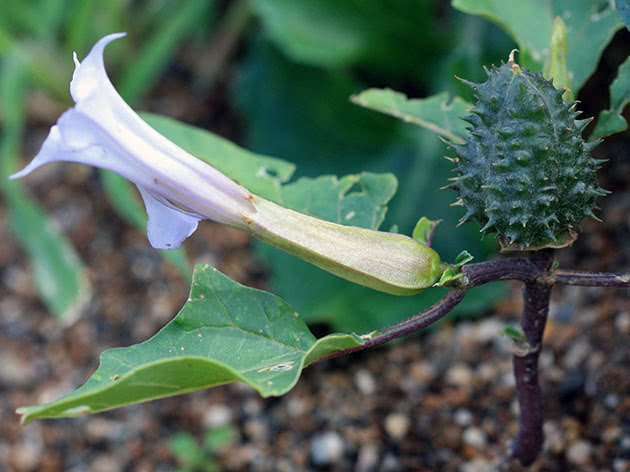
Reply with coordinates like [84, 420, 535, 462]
[11, 33, 443, 295]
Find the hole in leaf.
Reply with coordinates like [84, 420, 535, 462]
[345, 182, 364, 196]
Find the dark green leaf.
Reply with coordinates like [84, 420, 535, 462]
[591, 56, 630, 140]
[17, 266, 362, 423]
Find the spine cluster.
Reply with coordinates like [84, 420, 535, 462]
[447, 60, 607, 250]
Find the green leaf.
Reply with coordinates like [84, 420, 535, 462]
[591, 56, 630, 140]
[1, 54, 90, 322]
[454, 250, 474, 268]
[412, 216, 442, 246]
[251, 0, 448, 75]
[203, 426, 235, 452]
[452, 0, 623, 91]
[170, 433, 205, 465]
[351, 89, 471, 143]
[16, 266, 362, 423]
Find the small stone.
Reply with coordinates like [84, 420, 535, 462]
[602, 425, 622, 443]
[566, 440, 592, 466]
[409, 361, 435, 384]
[244, 419, 267, 441]
[356, 443, 379, 472]
[203, 405, 232, 428]
[615, 312, 630, 334]
[620, 435, 630, 450]
[564, 339, 590, 368]
[310, 432, 344, 466]
[355, 369, 376, 395]
[461, 458, 492, 472]
[614, 459, 630, 472]
[604, 393, 620, 409]
[454, 408, 473, 427]
[475, 319, 504, 344]
[463, 427, 487, 449]
[446, 363, 473, 387]
[384, 413, 410, 440]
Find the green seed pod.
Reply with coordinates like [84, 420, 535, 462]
[447, 56, 607, 250]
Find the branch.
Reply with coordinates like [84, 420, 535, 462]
[317, 289, 467, 363]
[544, 269, 630, 287]
[317, 255, 546, 363]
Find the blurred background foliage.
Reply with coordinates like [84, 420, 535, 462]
[1, 0, 624, 332]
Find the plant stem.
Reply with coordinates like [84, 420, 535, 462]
[510, 249, 555, 466]
[543, 269, 630, 287]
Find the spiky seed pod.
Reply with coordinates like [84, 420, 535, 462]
[446, 59, 608, 251]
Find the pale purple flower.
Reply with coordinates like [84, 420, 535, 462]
[11, 33, 444, 295]
[11, 33, 255, 249]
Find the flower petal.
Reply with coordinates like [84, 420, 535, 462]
[70, 32, 126, 103]
[138, 186, 202, 250]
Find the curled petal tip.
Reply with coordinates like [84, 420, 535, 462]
[70, 32, 127, 103]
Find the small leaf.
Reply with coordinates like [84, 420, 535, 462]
[16, 266, 363, 423]
[591, 56, 630, 140]
[351, 89, 471, 143]
[412, 217, 442, 246]
[503, 325, 525, 342]
[203, 426, 236, 452]
[170, 433, 204, 465]
[454, 250, 474, 268]
[435, 267, 463, 287]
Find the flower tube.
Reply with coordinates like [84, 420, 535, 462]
[11, 34, 443, 295]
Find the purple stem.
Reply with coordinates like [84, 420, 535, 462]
[510, 249, 554, 465]
[544, 269, 630, 287]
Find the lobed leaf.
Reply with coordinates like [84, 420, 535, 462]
[591, 57, 630, 140]
[17, 265, 363, 423]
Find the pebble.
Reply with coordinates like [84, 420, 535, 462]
[384, 413, 410, 440]
[454, 408, 473, 427]
[446, 363, 474, 387]
[473, 319, 503, 343]
[463, 427, 487, 449]
[566, 440, 592, 466]
[564, 339, 590, 368]
[615, 311, 630, 333]
[355, 369, 376, 395]
[310, 432, 344, 466]
[604, 393, 620, 409]
[203, 405, 232, 428]
[409, 361, 435, 384]
[356, 443, 379, 472]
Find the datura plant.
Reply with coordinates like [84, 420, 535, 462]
[11, 33, 443, 296]
[11, 8, 630, 468]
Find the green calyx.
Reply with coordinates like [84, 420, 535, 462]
[446, 58, 608, 251]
